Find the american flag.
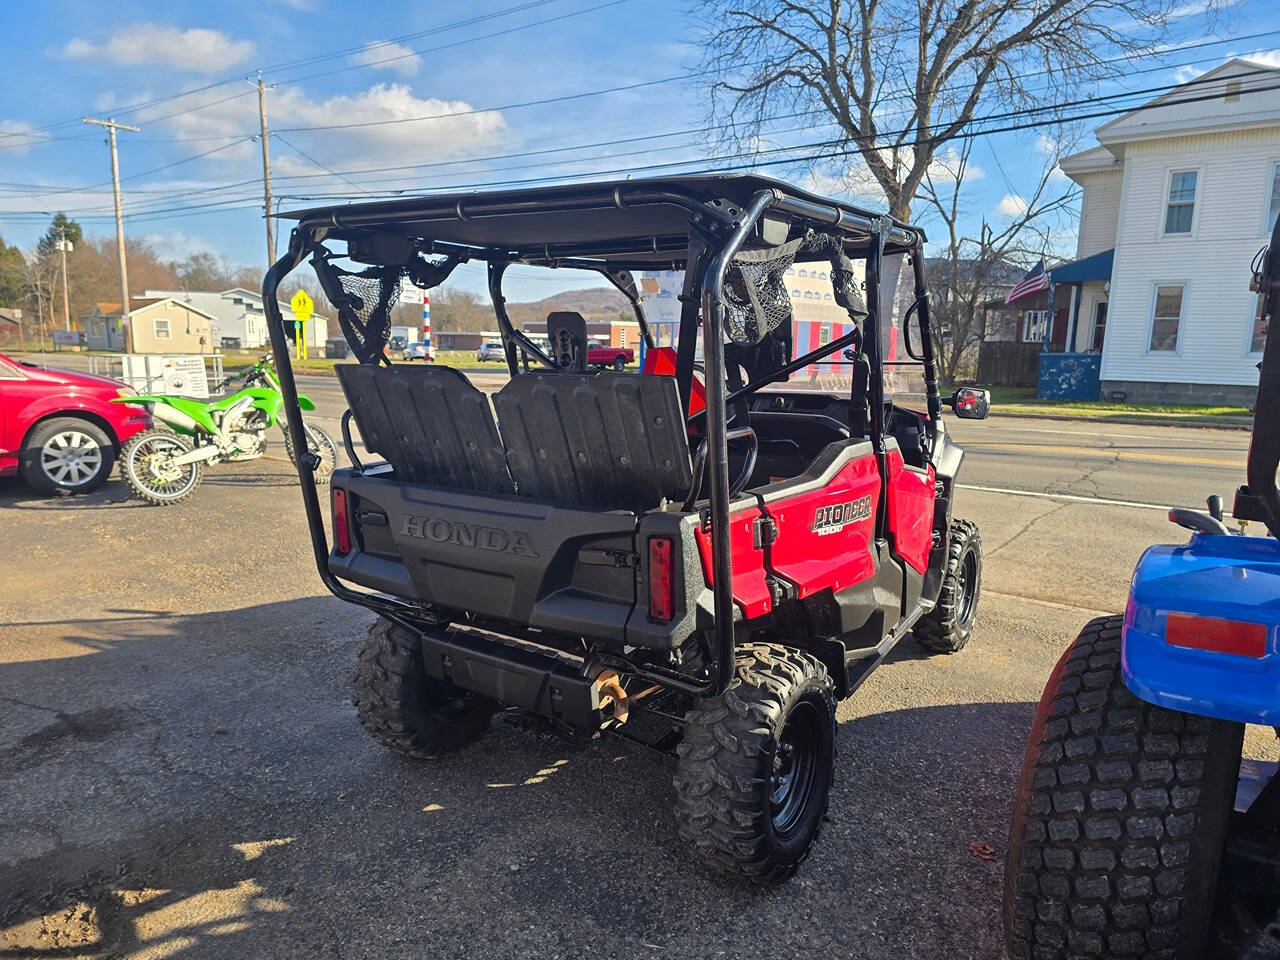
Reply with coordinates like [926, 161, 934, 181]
[1004, 259, 1049, 305]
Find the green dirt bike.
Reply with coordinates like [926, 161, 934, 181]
[112, 354, 337, 505]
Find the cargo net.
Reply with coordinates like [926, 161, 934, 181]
[722, 230, 867, 345]
[310, 248, 467, 364]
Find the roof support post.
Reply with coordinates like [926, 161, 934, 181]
[698, 189, 776, 695]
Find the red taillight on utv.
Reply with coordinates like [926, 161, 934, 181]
[332, 488, 352, 555]
[648, 536, 675, 623]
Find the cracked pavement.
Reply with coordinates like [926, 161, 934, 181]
[1, 414, 1272, 960]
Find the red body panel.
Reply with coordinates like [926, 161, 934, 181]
[886, 449, 936, 574]
[694, 502, 773, 619]
[763, 454, 881, 597]
[0, 352, 151, 476]
[639, 347, 706, 416]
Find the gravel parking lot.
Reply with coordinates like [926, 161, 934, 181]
[1, 418, 1275, 960]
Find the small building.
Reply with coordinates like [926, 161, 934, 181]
[84, 298, 216, 354]
[1055, 58, 1280, 403]
[142, 288, 331, 351]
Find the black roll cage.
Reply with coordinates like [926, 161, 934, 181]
[263, 179, 941, 698]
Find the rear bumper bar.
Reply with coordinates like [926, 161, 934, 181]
[417, 622, 606, 731]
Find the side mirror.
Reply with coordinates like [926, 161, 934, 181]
[948, 387, 990, 420]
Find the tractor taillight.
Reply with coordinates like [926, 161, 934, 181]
[332, 488, 352, 555]
[1165, 612, 1267, 659]
[649, 536, 675, 623]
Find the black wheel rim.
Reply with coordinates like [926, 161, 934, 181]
[955, 548, 978, 627]
[769, 699, 821, 839]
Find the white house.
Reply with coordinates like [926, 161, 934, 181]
[1058, 58, 1280, 403]
[142, 288, 331, 351]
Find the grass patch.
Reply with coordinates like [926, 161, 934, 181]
[985, 386, 1250, 418]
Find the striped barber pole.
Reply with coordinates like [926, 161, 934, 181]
[422, 292, 434, 361]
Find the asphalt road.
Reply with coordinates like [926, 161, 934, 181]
[0, 407, 1272, 959]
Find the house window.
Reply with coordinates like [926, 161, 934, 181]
[619, 328, 628, 348]
[154, 318, 171, 340]
[797, 269, 808, 278]
[1022, 310, 1048, 342]
[1267, 161, 1280, 234]
[819, 272, 828, 281]
[803, 290, 813, 299]
[818, 324, 832, 346]
[791, 289, 801, 298]
[824, 292, 833, 301]
[1091, 302, 1108, 353]
[1225, 79, 1242, 103]
[1249, 293, 1268, 354]
[1164, 171, 1197, 235]
[1149, 285, 1185, 352]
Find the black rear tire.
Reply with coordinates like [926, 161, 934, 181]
[613, 356, 626, 371]
[1003, 615, 1244, 960]
[915, 517, 982, 653]
[353, 618, 497, 759]
[673, 642, 837, 884]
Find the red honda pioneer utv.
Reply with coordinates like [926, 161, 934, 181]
[264, 174, 991, 883]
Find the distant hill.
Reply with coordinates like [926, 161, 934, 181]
[506, 286, 629, 327]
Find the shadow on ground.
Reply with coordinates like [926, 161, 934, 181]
[1, 594, 1028, 959]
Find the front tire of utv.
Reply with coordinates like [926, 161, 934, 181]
[1003, 615, 1244, 960]
[353, 618, 497, 759]
[915, 517, 982, 653]
[673, 642, 837, 884]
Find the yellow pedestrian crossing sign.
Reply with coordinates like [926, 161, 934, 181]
[290, 289, 314, 322]
[290, 289, 314, 360]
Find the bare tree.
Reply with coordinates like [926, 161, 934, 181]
[917, 134, 1079, 382]
[695, 0, 1216, 220]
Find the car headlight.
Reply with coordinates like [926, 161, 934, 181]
[116, 386, 138, 398]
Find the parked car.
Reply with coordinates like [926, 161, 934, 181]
[402, 342, 431, 362]
[325, 337, 351, 359]
[388, 335, 408, 353]
[0, 352, 152, 495]
[475, 339, 504, 362]
[586, 339, 634, 371]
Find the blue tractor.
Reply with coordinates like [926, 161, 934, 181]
[1003, 218, 1280, 960]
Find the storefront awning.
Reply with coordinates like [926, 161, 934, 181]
[1049, 248, 1113, 285]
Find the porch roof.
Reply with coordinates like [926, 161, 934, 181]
[1049, 248, 1113, 285]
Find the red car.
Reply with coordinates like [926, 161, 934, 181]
[0, 352, 151, 495]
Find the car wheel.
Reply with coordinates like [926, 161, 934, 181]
[19, 417, 115, 496]
[613, 356, 626, 371]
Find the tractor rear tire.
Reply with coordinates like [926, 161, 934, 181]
[353, 618, 497, 759]
[673, 642, 837, 884]
[1003, 615, 1244, 960]
[915, 518, 982, 653]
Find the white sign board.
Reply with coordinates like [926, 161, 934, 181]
[120, 354, 211, 398]
[52, 330, 80, 347]
[399, 282, 425, 305]
[161, 356, 210, 398]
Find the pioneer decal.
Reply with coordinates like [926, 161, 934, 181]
[401, 515, 539, 558]
[811, 496, 872, 535]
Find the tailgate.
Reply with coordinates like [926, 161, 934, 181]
[332, 470, 639, 641]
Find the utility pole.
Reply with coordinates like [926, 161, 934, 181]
[83, 116, 139, 352]
[57, 226, 72, 332]
[254, 71, 275, 266]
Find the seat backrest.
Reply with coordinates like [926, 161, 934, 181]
[494, 372, 693, 511]
[336, 364, 515, 494]
[546, 311, 587, 371]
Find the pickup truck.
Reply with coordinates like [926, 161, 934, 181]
[586, 339, 633, 371]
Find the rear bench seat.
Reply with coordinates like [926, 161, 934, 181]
[337, 364, 693, 512]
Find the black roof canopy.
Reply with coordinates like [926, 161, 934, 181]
[280, 174, 921, 264]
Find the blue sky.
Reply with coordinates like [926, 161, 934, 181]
[2, 0, 1279, 301]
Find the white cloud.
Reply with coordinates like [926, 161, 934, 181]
[140, 83, 508, 190]
[143, 230, 216, 260]
[1174, 63, 1207, 84]
[1240, 49, 1280, 68]
[0, 120, 40, 156]
[997, 193, 1030, 217]
[350, 41, 420, 77]
[60, 24, 253, 74]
